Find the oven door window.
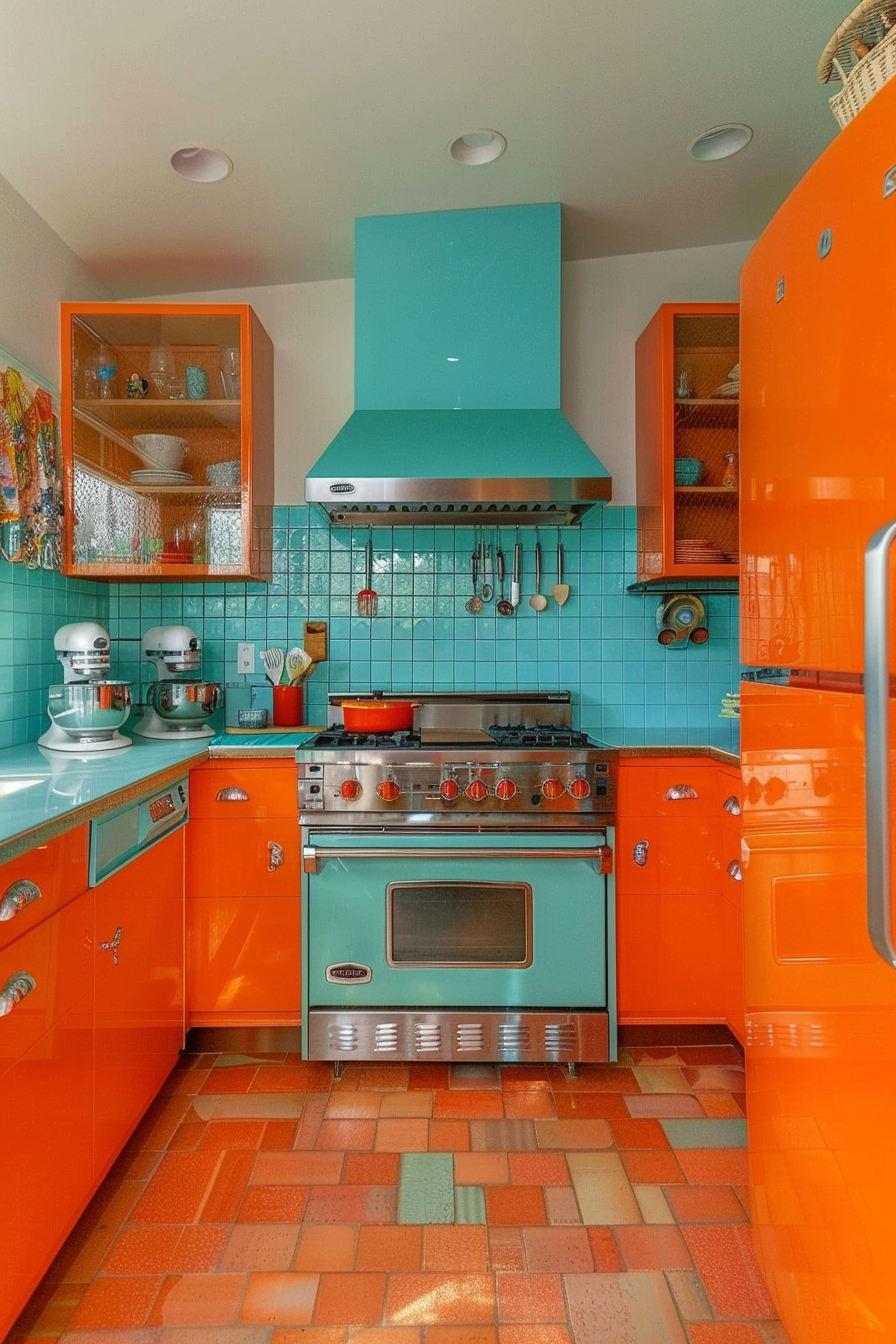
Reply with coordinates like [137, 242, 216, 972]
[387, 881, 532, 968]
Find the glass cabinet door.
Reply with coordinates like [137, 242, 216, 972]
[61, 304, 272, 580]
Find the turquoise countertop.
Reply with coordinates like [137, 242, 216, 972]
[0, 736, 210, 862]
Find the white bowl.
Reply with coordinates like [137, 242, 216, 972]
[132, 434, 187, 470]
[206, 459, 240, 486]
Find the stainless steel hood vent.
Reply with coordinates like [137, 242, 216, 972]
[306, 204, 611, 526]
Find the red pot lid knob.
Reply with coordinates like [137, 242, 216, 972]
[340, 779, 362, 801]
[568, 776, 591, 800]
[541, 778, 566, 800]
[465, 778, 489, 803]
[495, 777, 517, 801]
[440, 777, 460, 802]
[377, 779, 401, 802]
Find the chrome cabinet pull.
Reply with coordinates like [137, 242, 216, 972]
[722, 795, 742, 816]
[99, 926, 123, 966]
[216, 786, 250, 802]
[0, 879, 42, 922]
[268, 841, 284, 871]
[0, 971, 36, 1017]
[665, 784, 699, 801]
[864, 519, 896, 968]
[726, 860, 743, 882]
[303, 845, 612, 875]
[632, 840, 649, 867]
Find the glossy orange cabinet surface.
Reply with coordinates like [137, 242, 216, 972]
[61, 302, 274, 582]
[93, 828, 184, 1173]
[0, 824, 88, 952]
[189, 759, 298, 819]
[186, 818, 299, 899]
[635, 303, 740, 582]
[186, 895, 300, 1025]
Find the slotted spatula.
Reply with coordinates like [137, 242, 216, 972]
[357, 528, 377, 618]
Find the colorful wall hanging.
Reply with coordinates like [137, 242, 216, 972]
[0, 346, 63, 569]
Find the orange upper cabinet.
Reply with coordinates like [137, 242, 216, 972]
[60, 303, 274, 582]
[635, 303, 739, 583]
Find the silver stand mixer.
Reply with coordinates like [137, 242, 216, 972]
[38, 622, 132, 753]
[132, 624, 221, 739]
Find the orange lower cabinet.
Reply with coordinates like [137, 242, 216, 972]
[616, 815, 721, 896]
[186, 895, 300, 1026]
[186, 818, 299, 898]
[616, 890, 726, 1022]
[721, 897, 744, 1044]
[93, 829, 184, 1174]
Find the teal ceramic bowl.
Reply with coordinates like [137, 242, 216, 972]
[674, 457, 703, 486]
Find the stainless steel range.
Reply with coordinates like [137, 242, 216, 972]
[297, 692, 617, 1067]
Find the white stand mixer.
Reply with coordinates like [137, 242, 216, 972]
[38, 622, 132, 753]
[132, 624, 221, 739]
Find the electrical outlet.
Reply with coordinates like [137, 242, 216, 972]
[237, 642, 255, 674]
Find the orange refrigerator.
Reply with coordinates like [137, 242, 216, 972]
[739, 74, 896, 1344]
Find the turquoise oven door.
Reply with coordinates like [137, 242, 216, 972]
[302, 830, 613, 1033]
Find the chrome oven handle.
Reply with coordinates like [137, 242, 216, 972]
[865, 519, 896, 969]
[302, 845, 612, 875]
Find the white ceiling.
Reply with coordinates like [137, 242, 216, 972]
[0, 0, 849, 298]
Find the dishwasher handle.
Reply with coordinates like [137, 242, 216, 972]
[303, 844, 612, 875]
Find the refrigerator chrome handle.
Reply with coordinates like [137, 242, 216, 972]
[864, 520, 896, 969]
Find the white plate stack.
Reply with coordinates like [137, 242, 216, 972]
[130, 468, 193, 485]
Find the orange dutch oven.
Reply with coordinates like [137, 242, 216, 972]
[341, 697, 421, 731]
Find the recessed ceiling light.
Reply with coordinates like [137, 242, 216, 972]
[170, 147, 233, 182]
[447, 129, 507, 166]
[688, 123, 753, 162]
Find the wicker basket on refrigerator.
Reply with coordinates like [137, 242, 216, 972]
[818, 0, 896, 127]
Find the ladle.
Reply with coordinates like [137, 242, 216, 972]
[529, 541, 548, 611]
[496, 548, 514, 616]
[465, 549, 483, 613]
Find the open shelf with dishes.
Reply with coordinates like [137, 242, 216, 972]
[61, 303, 274, 580]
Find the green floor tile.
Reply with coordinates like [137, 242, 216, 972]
[397, 1152, 455, 1224]
[454, 1185, 486, 1224]
[660, 1118, 747, 1149]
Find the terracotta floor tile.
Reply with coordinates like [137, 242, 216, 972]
[496, 1271, 565, 1323]
[169, 1225, 229, 1273]
[315, 1118, 377, 1150]
[686, 1324, 767, 1343]
[553, 1091, 630, 1119]
[508, 1152, 570, 1186]
[564, 1270, 688, 1342]
[323, 1090, 383, 1118]
[199, 1150, 257, 1223]
[248, 1065, 315, 1093]
[379, 1090, 435, 1117]
[608, 1116, 671, 1149]
[103, 1226, 182, 1275]
[384, 1272, 495, 1325]
[677, 1046, 745, 1067]
[423, 1226, 490, 1271]
[501, 1091, 557, 1119]
[251, 1150, 344, 1185]
[304, 1184, 398, 1224]
[238, 1184, 311, 1223]
[523, 1226, 594, 1272]
[488, 1227, 527, 1271]
[219, 1223, 301, 1270]
[626, 1046, 688, 1066]
[271, 1329, 349, 1344]
[168, 1120, 207, 1150]
[433, 1090, 505, 1119]
[375, 1117, 431, 1151]
[665, 1268, 714, 1322]
[547, 1064, 639, 1093]
[681, 1225, 778, 1319]
[449, 1063, 501, 1090]
[67, 1275, 164, 1330]
[343, 1151, 402, 1185]
[294, 1093, 329, 1150]
[356, 1225, 423, 1271]
[146, 1271, 246, 1325]
[544, 1185, 582, 1225]
[616, 1225, 693, 1271]
[406, 1063, 452, 1090]
[665, 1185, 749, 1223]
[239, 1271, 320, 1324]
[470, 1120, 539, 1152]
[632, 1065, 693, 1094]
[429, 1119, 472, 1151]
[275, 1059, 335, 1091]
[498, 1064, 551, 1091]
[129, 1094, 194, 1150]
[294, 1224, 358, 1271]
[633, 1184, 676, 1225]
[484, 1185, 548, 1226]
[198, 1065, 259, 1094]
[197, 1119, 267, 1150]
[331, 1063, 409, 1091]
[625, 1093, 706, 1119]
[587, 1227, 624, 1272]
[534, 1118, 613, 1150]
[676, 1149, 750, 1186]
[621, 1148, 687, 1185]
[682, 1066, 747, 1093]
[262, 1119, 300, 1148]
[350, 1331, 423, 1344]
[567, 1153, 641, 1226]
[699, 1093, 746, 1119]
[497, 1328, 571, 1344]
[129, 1151, 222, 1224]
[312, 1271, 385, 1325]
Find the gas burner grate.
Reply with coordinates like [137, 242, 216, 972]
[312, 725, 423, 749]
[487, 722, 594, 748]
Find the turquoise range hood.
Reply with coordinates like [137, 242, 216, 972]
[306, 203, 612, 525]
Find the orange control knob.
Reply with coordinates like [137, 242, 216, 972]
[465, 778, 488, 802]
[541, 778, 566, 800]
[377, 779, 401, 802]
[340, 779, 362, 801]
[440, 777, 460, 802]
[568, 776, 591, 800]
[495, 777, 517, 801]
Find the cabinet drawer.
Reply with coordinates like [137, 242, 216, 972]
[189, 763, 297, 819]
[186, 819, 298, 897]
[0, 890, 92, 1072]
[0, 826, 89, 952]
[186, 895, 300, 1017]
[619, 760, 717, 817]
